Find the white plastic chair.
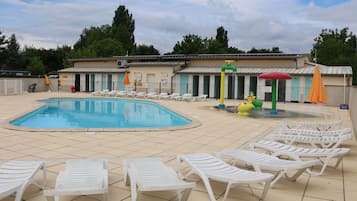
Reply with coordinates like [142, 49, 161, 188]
[280, 120, 342, 131]
[0, 160, 46, 201]
[270, 128, 352, 148]
[216, 149, 320, 186]
[181, 93, 193, 101]
[250, 140, 350, 176]
[158, 92, 170, 99]
[127, 91, 137, 97]
[168, 93, 180, 99]
[135, 92, 147, 98]
[193, 94, 208, 102]
[123, 158, 195, 201]
[178, 153, 273, 201]
[44, 159, 108, 201]
[146, 92, 158, 99]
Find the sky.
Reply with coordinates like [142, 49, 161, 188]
[0, 0, 356, 54]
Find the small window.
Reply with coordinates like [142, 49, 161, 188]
[265, 80, 272, 86]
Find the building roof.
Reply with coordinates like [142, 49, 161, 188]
[68, 57, 118, 62]
[177, 65, 352, 75]
[58, 67, 128, 73]
[127, 61, 186, 66]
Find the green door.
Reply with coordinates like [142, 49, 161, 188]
[291, 76, 299, 101]
[118, 74, 125, 91]
[180, 75, 188, 95]
[304, 76, 312, 102]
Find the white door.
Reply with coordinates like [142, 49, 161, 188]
[147, 74, 156, 93]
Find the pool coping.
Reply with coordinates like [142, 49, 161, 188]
[0, 97, 202, 132]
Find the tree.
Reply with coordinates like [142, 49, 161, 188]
[312, 27, 357, 84]
[5, 34, 23, 70]
[172, 34, 205, 54]
[247, 47, 283, 53]
[74, 25, 111, 49]
[88, 38, 125, 57]
[0, 31, 8, 68]
[134, 44, 160, 55]
[26, 56, 45, 75]
[215, 26, 228, 49]
[112, 5, 135, 54]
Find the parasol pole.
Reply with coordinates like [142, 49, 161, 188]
[344, 73, 346, 105]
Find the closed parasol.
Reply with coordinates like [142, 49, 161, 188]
[307, 66, 327, 104]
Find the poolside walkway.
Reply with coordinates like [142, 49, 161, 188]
[0, 92, 356, 201]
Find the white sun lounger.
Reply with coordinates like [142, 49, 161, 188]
[135, 92, 146, 98]
[123, 158, 195, 201]
[250, 140, 350, 176]
[193, 94, 208, 101]
[216, 149, 320, 186]
[168, 93, 180, 99]
[280, 120, 342, 131]
[0, 160, 46, 201]
[270, 128, 353, 148]
[178, 153, 273, 201]
[116, 90, 127, 97]
[44, 159, 108, 201]
[146, 92, 158, 99]
[158, 92, 170, 99]
[127, 91, 137, 97]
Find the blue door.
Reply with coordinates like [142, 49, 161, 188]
[118, 74, 125, 91]
[304, 76, 312, 102]
[291, 76, 300, 101]
[180, 75, 188, 95]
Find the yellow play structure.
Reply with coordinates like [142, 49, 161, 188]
[218, 60, 237, 109]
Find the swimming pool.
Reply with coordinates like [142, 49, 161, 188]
[11, 98, 192, 128]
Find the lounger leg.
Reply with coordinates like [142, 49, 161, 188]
[260, 180, 272, 201]
[42, 163, 47, 189]
[180, 188, 192, 201]
[222, 183, 232, 201]
[334, 157, 343, 168]
[200, 177, 217, 201]
[285, 168, 306, 182]
[270, 171, 285, 187]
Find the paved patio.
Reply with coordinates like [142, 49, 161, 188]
[0, 92, 356, 201]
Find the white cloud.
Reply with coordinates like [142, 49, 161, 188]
[0, 0, 356, 53]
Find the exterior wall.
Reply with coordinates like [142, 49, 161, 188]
[325, 85, 349, 106]
[128, 66, 175, 93]
[0, 78, 58, 95]
[73, 61, 117, 68]
[349, 86, 357, 135]
[59, 73, 74, 92]
[322, 76, 348, 86]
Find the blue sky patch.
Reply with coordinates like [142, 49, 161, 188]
[298, 0, 350, 7]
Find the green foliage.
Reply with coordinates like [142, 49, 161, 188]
[26, 56, 45, 75]
[134, 44, 160, 55]
[74, 25, 112, 49]
[0, 31, 8, 68]
[247, 47, 282, 53]
[88, 38, 125, 57]
[112, 5, 135, 54]
[312, 27, 357, 85]
[6, 34, 24, 69]
[173, 34, 205, 54]
[215, 26, 228, 49]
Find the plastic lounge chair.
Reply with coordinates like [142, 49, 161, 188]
[116, 90, 127, 97]
[44, 159, 108, 201]
[158, 92, 170, 99]
[147, 92, 158, 99]
[127, 91, 137, 97]
[181, 94, 193, 101]
[0, 160, 46, 201]
[280, 120, 342, 131]
[91, 91, 101, 96]
[135, 92, 146, 98]
[270, 128, 353, 148]
[193, 94, 208, 102]
[250, 140, 350, 176]
[177, 153, 273, 201]
[168, 93, 180, 99]
[123, 158, 195, 201]
[99, 89, 109, 96]
[216, 149, 320, 186]
[107, 90, 118, 97]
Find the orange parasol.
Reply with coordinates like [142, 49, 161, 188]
[44, 75, 51, 86]
[307, 66, 327, 104]
[123, 72, 130, 85]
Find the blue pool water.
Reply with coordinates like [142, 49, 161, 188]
[11, 98, 192, 128]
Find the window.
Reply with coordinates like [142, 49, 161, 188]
[265, 80, 272, 86]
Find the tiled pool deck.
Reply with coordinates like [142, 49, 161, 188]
[0, 92, 356, 201]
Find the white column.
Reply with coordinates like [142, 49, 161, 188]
[224, 75, 228, 98]
[175, 74, 180, 94]
[256, 78, 264, 100]
[209, 75, 215, 98]
[187, 75, 193, 94]
[95, 73, 101, 92]
[198, 75, 204, 95]
[244, 75, 250, 97]
[285, 79, 291, 102]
